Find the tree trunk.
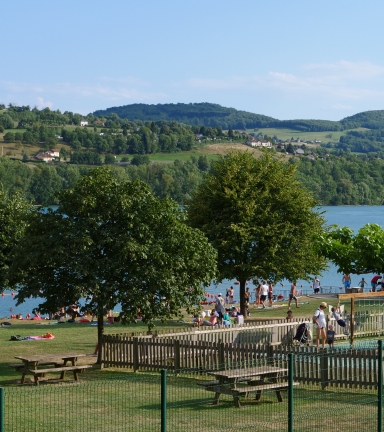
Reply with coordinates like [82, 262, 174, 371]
[239, 279, 246, 317]
[97, 304, 104, 365]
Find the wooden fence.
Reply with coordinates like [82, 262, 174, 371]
[101, 336, 380, 390]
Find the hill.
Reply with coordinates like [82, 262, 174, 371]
[93, 103, 384, 132]
[93, 102, 277, 130]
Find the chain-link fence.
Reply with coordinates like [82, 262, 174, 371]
[1, 340, 383, 431]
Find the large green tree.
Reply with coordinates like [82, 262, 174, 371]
[0, 186, 33, 289]
[187, 151, 327, 315]
[320, 223, 384, 274]
[10, 167, 217, 362]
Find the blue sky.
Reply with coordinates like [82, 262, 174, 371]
[3, 0, 384, 120]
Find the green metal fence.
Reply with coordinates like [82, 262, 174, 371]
[1, 340, 384, 431]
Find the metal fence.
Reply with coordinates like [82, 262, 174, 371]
[1, 340, 384, 431]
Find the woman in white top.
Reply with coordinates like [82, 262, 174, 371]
[313, 302, 327, 348]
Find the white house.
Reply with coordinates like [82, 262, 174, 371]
[47, 149, 60, 158]
[80, 120, 89, 127]
[246, 138, 272, 148]
[35, 152, 54, 162]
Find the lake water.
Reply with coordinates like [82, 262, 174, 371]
[1, 206, 383, 318]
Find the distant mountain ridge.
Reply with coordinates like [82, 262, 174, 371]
[92, 103, 384, 132]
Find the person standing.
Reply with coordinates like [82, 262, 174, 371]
[229, 286, 235, 304]
[327, 325, 335, 348]
[288, 282, 300, 309]
[254, 284, 261, 307]
[312, 277, 321, 294]
[313, 302, 327, 348]
[371, 275, 382, 292]
[342, 274, 351, 289]
[259, 280, 269, 308]
[215, 293, 225, 324]
[358, 278, 367, 289]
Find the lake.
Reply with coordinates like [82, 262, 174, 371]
[1, 206, 383, 318]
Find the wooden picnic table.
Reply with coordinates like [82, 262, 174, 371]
[202, 365, 294, 408]
[11, 353, 93, 385]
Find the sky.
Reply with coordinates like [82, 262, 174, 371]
[2, 0, 384, 120]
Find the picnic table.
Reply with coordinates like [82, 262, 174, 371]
[10, 353, 93, 385]
[200, 365, 296, 408]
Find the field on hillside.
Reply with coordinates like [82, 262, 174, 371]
[248, 127, 370, 143]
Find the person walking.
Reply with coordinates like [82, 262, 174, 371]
[215, 293, 225, 324]
[259, 281, 269, 308]
[288, 282, 300, 309]
[313, 302, 327, 348]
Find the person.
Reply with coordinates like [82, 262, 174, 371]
[259, 280, 269, 308]
[380, 278, 384, 292]
[327, 325, 335, 348]
[203, 309, 217, 326]
[229, 286, 235, 304]
[342, 273, 351, 289]
[288, 282, 300, 309]
[268, 281, 274, 307]
[358, 278, 367, 289]
[193, 311, 206, 328]
[225, 287, 231, 304]
[331, 303, 349, 335]
[254, 284, 261, 306]
[230, 305, 238, 317]
[312, 276, 321, 294]
[313, 302, 327, 348]
[286, 310, 293, 320]
[371, 275, 382, 292]
[215, 293, 225, 324]
[222, 311, 233, 326]
[244, 287, 250, 303]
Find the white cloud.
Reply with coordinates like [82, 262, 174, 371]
[36, 97, 53, 109]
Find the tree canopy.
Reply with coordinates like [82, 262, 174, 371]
[320, 223, 384, 274]
[9, 167, 217, 361]
[0, 186, 33, 289]
[186, 151, 328, 315]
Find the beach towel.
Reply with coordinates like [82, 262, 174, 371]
[21, 335, 55, 340]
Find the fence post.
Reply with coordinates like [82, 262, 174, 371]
[133, 337, 139, 372]
[161, 369, 167, 432]
[267, 344, 274, 366]
[288, 353, 293, 432]
[174, 340, 181, 372]
[320, 351, 328, 390]
[378, 339, 383, 432]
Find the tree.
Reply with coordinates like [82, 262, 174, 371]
[319, 223, 384, 274]
[104, 154, 116, 165]
[9, 167, 217, 363]
[187, 151, 327, 315]
[0, 186, 33, 289]
[131, 154, 150, 166]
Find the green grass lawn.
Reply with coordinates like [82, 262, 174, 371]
[248, 127, 370, 144]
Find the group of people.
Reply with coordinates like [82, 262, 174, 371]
[313, 301, 349, 348]
[342, 274, 383, 291]
[194, 294, 242, 327]
[253, 281, 274, 308]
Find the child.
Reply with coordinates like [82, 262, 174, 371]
[327, 325, 335, 348]
[286, 310, 293, 320]
[331, 303, 349, 335]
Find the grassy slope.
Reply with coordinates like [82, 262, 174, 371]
[250, 127, 370, 143]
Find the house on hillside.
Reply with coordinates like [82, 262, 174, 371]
[47, 149, 60, 158]
[80, 120, 88, 127]
[35, 152, 54, 162]
[295, 149, 305, 155]
[246, 138, 272, 148]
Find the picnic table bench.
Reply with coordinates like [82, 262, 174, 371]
[202, 366, 297, 408]
[11, 353, 93, 385]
